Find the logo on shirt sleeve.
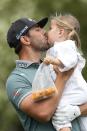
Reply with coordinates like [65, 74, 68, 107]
[13, 88, 22, 100]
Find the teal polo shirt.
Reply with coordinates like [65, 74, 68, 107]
[6, 60, 81, 131]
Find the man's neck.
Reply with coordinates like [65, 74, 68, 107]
[19, 48, 41, 63]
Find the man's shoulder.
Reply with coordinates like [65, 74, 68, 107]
[6, 68, 21, 83]
[6, 68, 26, 90]
[6, 67, 33, 108]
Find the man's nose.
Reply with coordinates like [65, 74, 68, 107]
[41, 29, 46, 34]
[44, 32, 48, 38]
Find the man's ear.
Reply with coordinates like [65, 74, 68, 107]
[20, 36, 30, 46]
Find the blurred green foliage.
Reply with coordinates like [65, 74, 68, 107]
[0, 0, 87, 131]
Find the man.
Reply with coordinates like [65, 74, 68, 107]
[6, 17, 87, 131]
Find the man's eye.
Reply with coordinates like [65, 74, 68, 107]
[35, 28, 41, 31]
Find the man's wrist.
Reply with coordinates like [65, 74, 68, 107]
[79, 103, 87, 116]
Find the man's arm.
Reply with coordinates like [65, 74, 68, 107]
[20, 69, 74, 122]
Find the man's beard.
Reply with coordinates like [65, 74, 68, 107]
[30, 41, 51, 52]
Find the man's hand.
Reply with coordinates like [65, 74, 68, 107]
[44, 55, 62, 65]
[44, 56, 53, 65]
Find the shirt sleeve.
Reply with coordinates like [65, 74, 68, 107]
[54, 40, 78, 72]
[6, 73, 32, 108]
[72, 119, 81, 131]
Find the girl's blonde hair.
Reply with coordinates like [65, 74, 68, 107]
[51, 14, 81, 48]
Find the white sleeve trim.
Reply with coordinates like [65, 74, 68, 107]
[18, 91, 32, 108]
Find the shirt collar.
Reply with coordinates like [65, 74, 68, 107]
[16, 60, 42, 68]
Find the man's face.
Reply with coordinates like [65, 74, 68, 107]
[28, 26, 50, 51]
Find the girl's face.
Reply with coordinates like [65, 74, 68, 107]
[47, 19, 68, 45]
[47, 19, 61, 45]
